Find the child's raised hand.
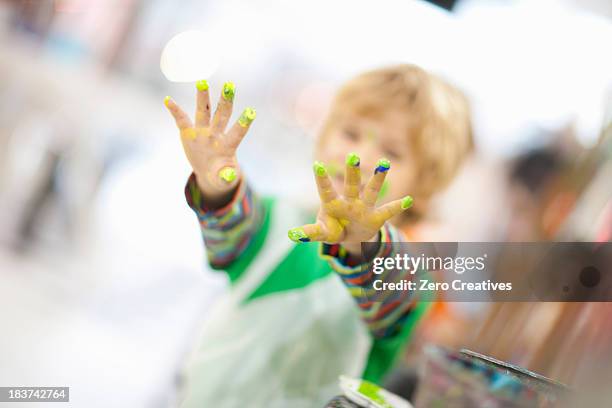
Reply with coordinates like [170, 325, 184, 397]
[288, 153, 413, 246]
[164, 81, 256, 200]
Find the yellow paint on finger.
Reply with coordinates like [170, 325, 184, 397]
[195, 112, 208, 125]
[345, 186, 360, 198]
[377, 179, 390, 199]
[238, 107, 256, 127]
[196, 79, 209, 91]
[181, 128, 197, 140]
[222, 82, 236, 101]
[164, 96, 171, 107]
[344, 152, 361, 196]
[322, 215, 344, 242]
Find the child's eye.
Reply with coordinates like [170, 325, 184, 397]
[342, 128, 360, 142]
[383, 149, 401, 160]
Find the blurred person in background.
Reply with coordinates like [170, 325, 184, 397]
[164, 64, 473, 406]
[506, 146, 568, 241]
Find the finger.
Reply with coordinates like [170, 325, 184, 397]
[362, 158, 391, 207]
[344, 152, 361, 200]
[288, 223, 328, 243]
[195, 80, 211, 128]
[374, 195, 414, 221]
[313, 161, 338, 204]
[164, 96, 193, 131]
[226, 107, 256, 149]
[320, 214, 344, 243]
[211, 82, 235, 135]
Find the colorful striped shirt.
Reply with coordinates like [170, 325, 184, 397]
[185, 174, 419, 339]
[185, 174, 263, 269]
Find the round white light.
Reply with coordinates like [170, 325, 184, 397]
[160, 30, 220, 82]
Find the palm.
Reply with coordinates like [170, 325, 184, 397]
[289, 154, 413, 244]
[318, 200, 382, 243]
[164, 81, 256, 193]
[181, 127, 237, 186]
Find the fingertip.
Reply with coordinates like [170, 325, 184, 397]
[401, 195, 414, 210]
[375, 158, 391, 174]
[346, 152, 360, 167]
[196, 79, 209, 91]
[313, 161, 328, 177]
[238, 107, 256, 127]
[164, 96, 171, 107]
[222, 82, 236, 101]
[288, 227, 310, 243]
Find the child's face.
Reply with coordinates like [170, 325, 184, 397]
[316, 109, 416, 205]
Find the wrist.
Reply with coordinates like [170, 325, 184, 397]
[342, 232, 380, 255]
[194, 172, 241, 210]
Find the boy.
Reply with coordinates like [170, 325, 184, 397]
[164, 65, 472, 407]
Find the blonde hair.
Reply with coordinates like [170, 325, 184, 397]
[320, 64, 473, 201]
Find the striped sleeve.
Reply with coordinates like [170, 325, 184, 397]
[319, 224, 419, 339]
[185, 173, 263, 269]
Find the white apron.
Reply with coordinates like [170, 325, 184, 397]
[179, 200, 372, 408]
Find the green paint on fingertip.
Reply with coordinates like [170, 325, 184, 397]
[164, 96, 171, 107]
[313, 161, 327, 177]
[346, 152, 360, 167]
[238, 107, 256, 127]
[196, 79, 209, 91]
[374, 159, 391, 174]
[401, 195, 414, 209]
[378, 179, 390, 199]
[219, 167, 237, 183]
[222, 82, 236, 101]
[288, 227, 309, 242]
[376, 158, 391, 170]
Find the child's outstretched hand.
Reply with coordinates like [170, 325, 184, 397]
[288, 153, 413, 250]
[164, 81, 256, 204]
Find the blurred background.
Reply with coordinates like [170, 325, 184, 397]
[0, 0, 610, 406]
